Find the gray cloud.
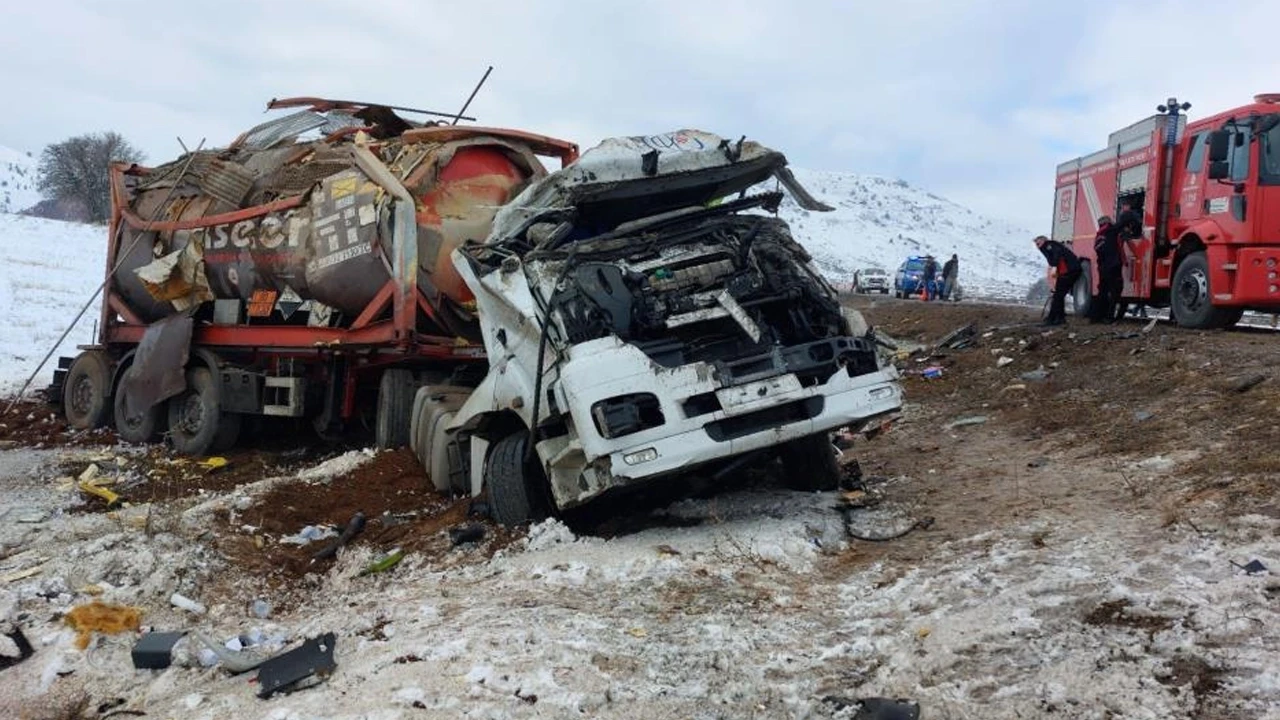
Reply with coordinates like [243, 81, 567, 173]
[2, 0, 1278, 231]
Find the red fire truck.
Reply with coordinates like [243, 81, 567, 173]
[1052, 94, 1280, 328]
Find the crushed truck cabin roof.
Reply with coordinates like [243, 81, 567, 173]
[486, 130, 833, 244]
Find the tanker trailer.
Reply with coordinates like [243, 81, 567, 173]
[49, 98, 578, 456]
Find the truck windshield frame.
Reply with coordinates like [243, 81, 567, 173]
[1259, 115, 1280, 186]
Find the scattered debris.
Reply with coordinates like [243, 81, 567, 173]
[448, 524, 486, 546]
[921, 366, 944, 379]
[839, 502, 931, 542]
[0, 627, 35, 671]
[1001, 383, 1027, 393]
[1227, 374, 1267, 394]
[996, 356, 1014, 368]
[281, 525, 339, 546]
[192, 630, 269, 674]
[360, 548, 405, 576]
[132, 631, 186, 670]
[822, 696, 921, 720]
[933, 323, 976, 351]
[2, 564, 45, 583]
[945, 416, 988, 430]
[655, 544, 681, 556]
[1019, 368, 1050, 382]
[169, 592, 207, 615]
[311, 512, 366, 562]
[64, 601, 142, 650]
[255, 632, 337, 699]
[250, 599, 273, 619]
[1232, 559, 1269, 575]
[1142, 318, 1159, 334]
[1027, 457, 1049, 468]
[1133, 410, 1154, 422]
[77, 471, 122, 508]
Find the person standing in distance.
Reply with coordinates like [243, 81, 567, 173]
[941, 253, 959, 301]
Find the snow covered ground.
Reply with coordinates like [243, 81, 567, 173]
[0, 145, 41, 215]
[773, 170, 1044, 299]
[0, 214, 105, 395]
[0, 441, 1276, 719]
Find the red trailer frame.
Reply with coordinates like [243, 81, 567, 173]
[52, 101, 578, 453]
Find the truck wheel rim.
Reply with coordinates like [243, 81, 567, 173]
[1178, 267, 1209, 312]
[70, 376, 95, 416]
[177, 395, 205, 434]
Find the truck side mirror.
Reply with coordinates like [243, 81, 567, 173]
[1208, 130, 1231, 162]
[1208, 161, 1230, 180]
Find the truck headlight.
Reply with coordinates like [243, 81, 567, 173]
[623, 448, 659, 465]
[591, 393, 665, 439]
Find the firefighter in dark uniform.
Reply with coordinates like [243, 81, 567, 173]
[1035, 235, 1081, 326]
[1093, 216, 1123, 323]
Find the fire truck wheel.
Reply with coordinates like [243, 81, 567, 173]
[112, 366, 164, 443]
[485, 432, 553, 527]
[375, 369, 417, 449]
[167, 367, 228, 456]
[780, 432, 841, 492]
[1070, 261, 1092, 318]
[1172, 252, 1237, 329]
[63, 350, 113, 430]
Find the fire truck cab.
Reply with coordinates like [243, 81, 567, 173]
[1052, 94, 1280, 328]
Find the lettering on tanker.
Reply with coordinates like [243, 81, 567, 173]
[638, 132, 707, 153]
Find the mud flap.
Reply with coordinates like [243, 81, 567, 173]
[119, 314, 193, 418]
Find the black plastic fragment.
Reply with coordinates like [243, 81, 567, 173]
[823, 696, 921, 720]
[448, 523, 486, 546]
[131, 631, 186, 670]
[256, 632, 337, 699]
[0, 627, 35, 671]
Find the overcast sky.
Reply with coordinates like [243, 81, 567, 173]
[2, 0, 1278, 231]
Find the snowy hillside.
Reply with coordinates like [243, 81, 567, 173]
[0, 214, 104, 395]
[0, 145, 40, 214]
[774, 170, 1043, 298]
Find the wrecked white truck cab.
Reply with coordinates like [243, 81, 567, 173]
[411, 131, 903, 525]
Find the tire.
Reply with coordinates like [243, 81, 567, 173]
[167, 367, 228, 456]
[1070, 262, 1092, 318]
[63, 351, 112, 430]
[113, 366, 164, 444]
[1171, 252, 1238, 329]
[485, 433, 552, 527]
[375, 369, 417, 449]
[779, 433, 841, 492]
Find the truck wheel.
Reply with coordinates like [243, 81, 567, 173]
[167, 367, 229, 456]
[63, 350, 112, 430]
[113, 366, 164, 444]
[1172, 252, 1238, 329]
[1070, 261, 1092, 318]
[780, 433, 841, 492]
[375, 369, 417, 449]
[485, 433, 552, 527]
